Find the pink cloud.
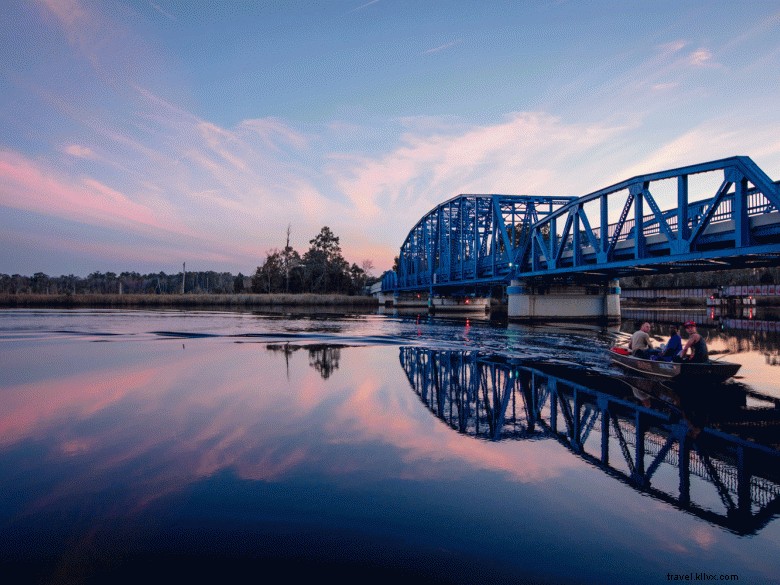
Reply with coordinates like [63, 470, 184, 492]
[329, 112, 624, 224]
[63, 144, 96, 159]
[658, 40, 688, 55]
[197, 122, 249, 172]
[240, 117, 309, 151]
[39, 0, 90, 42]
[690, 48, 715, 66]
[0, 149, 191, 235]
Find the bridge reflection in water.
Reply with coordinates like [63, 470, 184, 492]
[399, 347, 780, 535]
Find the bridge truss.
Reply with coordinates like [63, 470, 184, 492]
[392, 194, 575, 294]
[388, 156, 780, 293]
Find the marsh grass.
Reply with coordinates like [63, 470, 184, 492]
[0, 293, 379, 308]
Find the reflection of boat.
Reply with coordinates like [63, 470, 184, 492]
[608, 347, 741, 383]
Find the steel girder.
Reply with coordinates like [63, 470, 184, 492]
[519, 156, 780, 282]
[395, 194, 575, 293]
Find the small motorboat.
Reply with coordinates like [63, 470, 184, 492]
[608, 346, 741, 383]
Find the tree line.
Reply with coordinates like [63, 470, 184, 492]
[0, 270, 243, 295]
[0, 226, 378, 296]
[250, 226, 375, 295]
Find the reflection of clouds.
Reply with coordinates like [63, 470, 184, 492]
[60, 439, 95, 456]
[0, 365, 156, 447]
[325, 353, 573, 485]
[691, 526, 718, 549]
[641, 508, 719, 556]
[0, 341, 577, 519]
[8, 338, 778, 574]
[0, 340, 355, 512]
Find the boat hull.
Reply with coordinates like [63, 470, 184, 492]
[608, 348, 741, 383]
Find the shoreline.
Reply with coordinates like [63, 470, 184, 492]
[1, 293, 778, 312]
[0, 293, 379, 309]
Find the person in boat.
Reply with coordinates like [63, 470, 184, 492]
[676, 321, 709, 363]
[657, 324, 683, 362]
[628, 322, 654, 358]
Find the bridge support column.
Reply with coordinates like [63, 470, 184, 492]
[374, 292, 395, 307]
[507, 279, 621, 323]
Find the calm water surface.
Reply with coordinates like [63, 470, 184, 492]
[1, 308, 779, 584]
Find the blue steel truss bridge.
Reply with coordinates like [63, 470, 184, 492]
[384, 156, 780, 296]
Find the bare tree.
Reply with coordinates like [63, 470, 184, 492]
[361, 259, 374, 277]
[284, 224, 292, 293]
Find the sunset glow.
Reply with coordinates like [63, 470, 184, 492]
[2, 1, 780, 276]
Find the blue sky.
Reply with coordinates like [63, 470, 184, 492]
[1, 0, 779, 277]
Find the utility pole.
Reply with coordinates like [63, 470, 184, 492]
[285, 224, 291, 293]
[181, 262, 186, 294]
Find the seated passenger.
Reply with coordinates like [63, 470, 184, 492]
[658, 325, 682, 362]
[676, 321, 709, 363]
[628, 322, 654, 359]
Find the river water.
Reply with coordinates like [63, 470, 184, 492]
[1, 307, 779, 584]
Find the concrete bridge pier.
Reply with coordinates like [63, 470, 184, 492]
[429, 295, 490, 314]
[507, 279, 621, 323]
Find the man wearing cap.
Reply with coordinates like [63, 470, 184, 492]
[678, 321, 709, 363]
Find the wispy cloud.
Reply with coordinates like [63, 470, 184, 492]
[346, 0, 379, 15]
[422, 39, 462, 55]
[148, 1, 176, 21]
[651, 82, 679, 92]
[63, 144, 96, 159]
[40, 0, 124, 75]
[327, 112, 628, 245]
[658, 40, 687, 55]
[606, 120, 780, 189]
[240, 118, 309, 151]
[0, 149, 186, 234]
[689, 48, 715, 67]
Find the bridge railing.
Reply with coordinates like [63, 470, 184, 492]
[584, 185, 777, 246]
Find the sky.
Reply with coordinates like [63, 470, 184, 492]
[1, 0, 779, 277]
